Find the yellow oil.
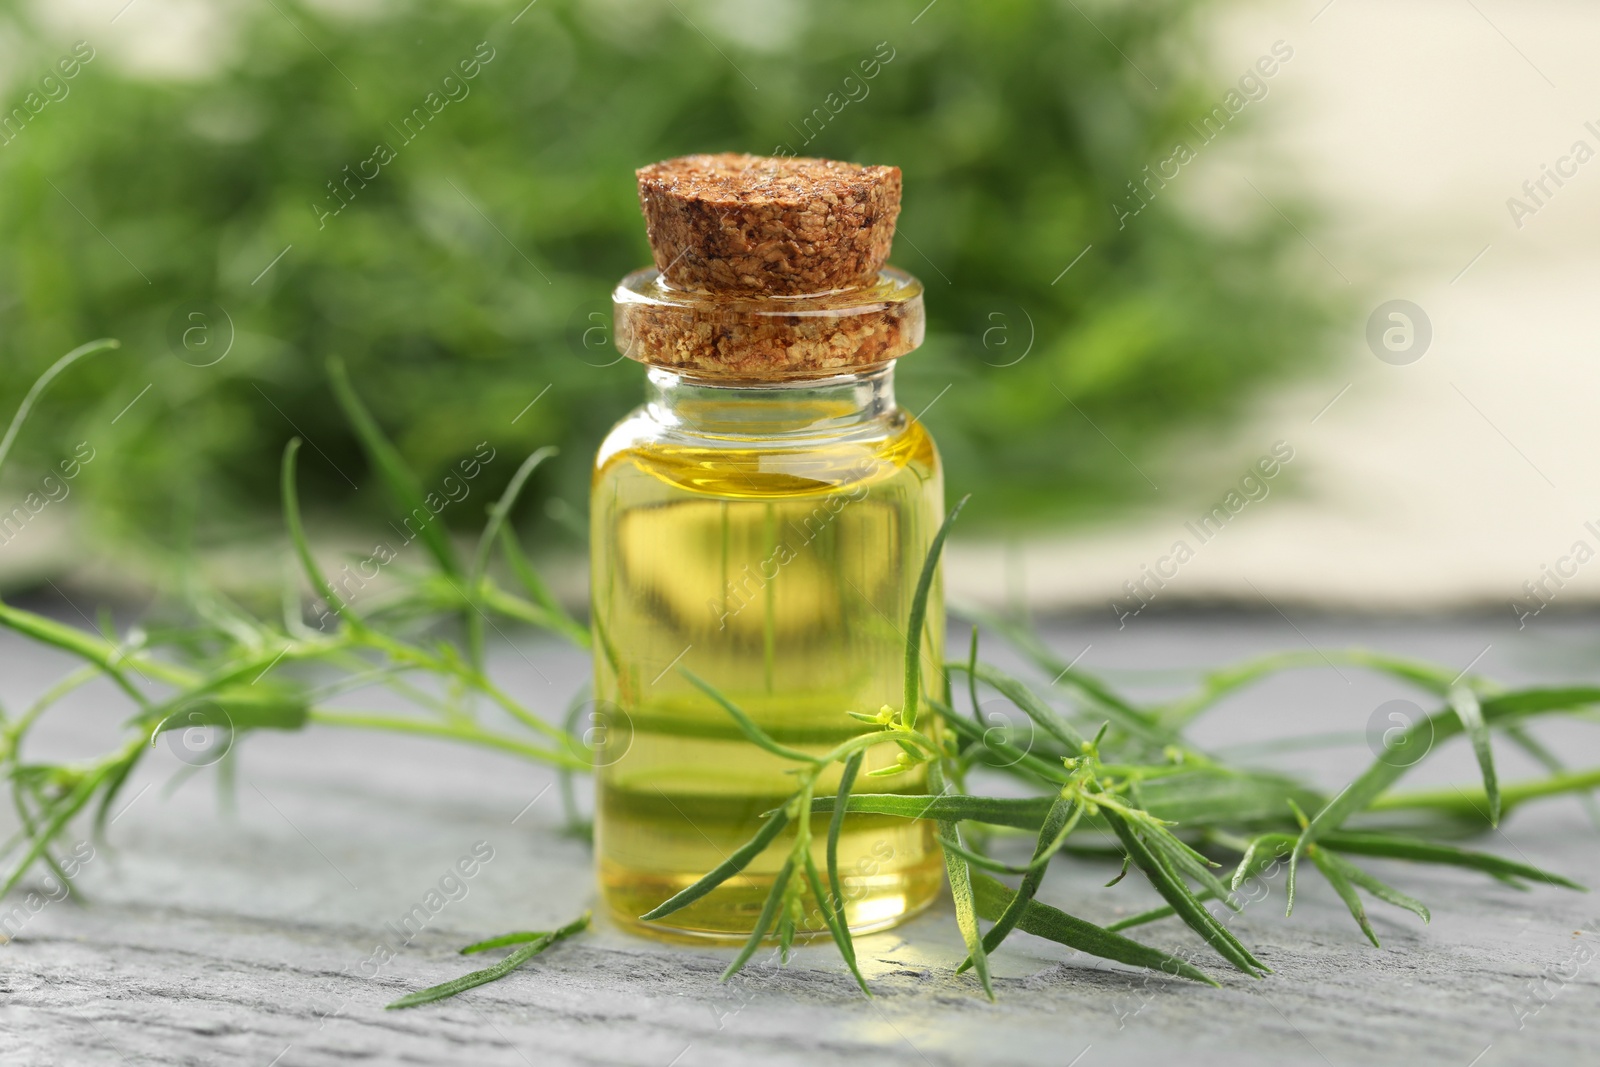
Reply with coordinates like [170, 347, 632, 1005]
[590, 409, 946, 940]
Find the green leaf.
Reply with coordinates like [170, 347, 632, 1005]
[459, 930, 552, 955]
[469, 447, 556, 589]
[961, 605, 1172, 746]
[1323, 851, 1430, 924]
[950, 661, 1086, 752]
[1449, 686, 1499, 826]
[1319, 831, 1583, 890]
[1308, 846, 1378, 947]
[827, 752, 863, 930]
[149, 684, 309, 736]
[1136, 768, 1324, 828]
[1, 754, 120, 899]
[386, 912, 589, 1008]
[935, 700, 1070, 785]
[970, 873, 1217, 986]
[1137, 822, 1239, 911]
[0, 601, 150, 708]
[938, 815, 993, 999]
[327, 357, 462, 578]
[498, 524, 590, 648]
[1502, 727, 1600, 829]
[802, 853, 868, 994]
[640, 809, 791, 921]
[680, 669, 820, 765]
[0, 339, 119, 482]
[1288, 685, 1600, 911]
[723, 857, 793, 981]
[903, 496, 967, 732]
[1105, 809, 1267, 977]
[809, 792, 1053, 830]
[281, 439, 359, 626]
[959, 792, 1080, 971]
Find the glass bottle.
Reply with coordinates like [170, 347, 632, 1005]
[590, 155, 946, 941]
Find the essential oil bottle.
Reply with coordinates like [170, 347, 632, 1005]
[591, 154, 945, 940]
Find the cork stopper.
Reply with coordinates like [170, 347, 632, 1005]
[617, 153, 923, 379]
[636, 153, 902, 295]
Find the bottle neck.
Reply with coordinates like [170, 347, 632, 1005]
[643, 364, 900, 440]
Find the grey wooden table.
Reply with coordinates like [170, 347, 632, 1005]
[2, 613, 1597, 1066]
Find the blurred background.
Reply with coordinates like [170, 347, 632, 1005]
[0, 0, 1592, 621]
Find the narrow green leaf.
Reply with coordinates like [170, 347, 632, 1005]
[1319, 830, 1583, 890]
[498, 524, 590, 648]
[809, 792, 1052, 830]
[949, 661, 1086, 752]
[1502, 726, 1600, 829]
[960, 606, 1172, 745]
[1289, 685, 1600, 912]
[936, 701, 1071, 785]
[959, 793, 1080, 971]
[827, 753, 863, 928]
[1322, 851, 1430, 924]
[0, 339, 119, 481]
[469, 447, 556, 589]
[1230, 833, 1296, 892]
[802, 853, 869, 994]
[938, 834, 1058, 876]
[1136, 768, 1324, 828]
[1105, 810, 1267, 977]
[1449, 686, 1499, 826]
[970, 873, 1217, 986]
[680, 669, 819, 765]
[966, 625, 981, 727]
[327, 357, 461, 578]
[722, 858, 793, 981]
[939, 815, 994, 999]
[148, 684, 309, 736]
[0, 602, 149, 707]
[640, 809, 791, 920]
[91, 750, 140, 838]
[459, 930, 552, 955]
[1, 759, 115, 899]
[281, 439, 360, 626]
[1308, 846, 1378, 947]
[387, 912, 589, 1008]
[903, 496, 967, 732]
[1140, 825, 1239, 911]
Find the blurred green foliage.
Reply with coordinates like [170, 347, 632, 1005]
[0, 0, 1334, 574]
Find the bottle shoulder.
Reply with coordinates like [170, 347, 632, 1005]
[594, 406, 940, 499]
